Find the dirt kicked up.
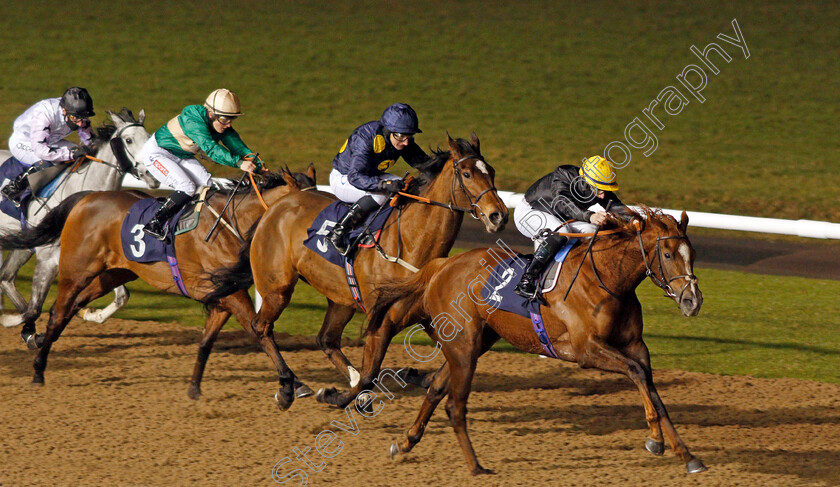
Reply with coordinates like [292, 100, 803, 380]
[0, 317, 837, 486]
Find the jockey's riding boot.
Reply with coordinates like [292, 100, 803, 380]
[327, 195, 380, 256]
[143, 191, 191, 241]
[1, 164, 45, 208]
[514, 233, 568, 300]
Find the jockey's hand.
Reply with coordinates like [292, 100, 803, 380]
[71, 145, 94, 160]
[239, 157, 257, 173]
[589, 211, 609, 226]
[377, 179, 402, 194]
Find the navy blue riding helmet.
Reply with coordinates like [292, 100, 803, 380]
[380, 103, 422, 134]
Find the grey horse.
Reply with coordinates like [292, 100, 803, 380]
[0, 108, 159, 346]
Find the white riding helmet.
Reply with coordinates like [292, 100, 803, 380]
[204, 88, 242, 117]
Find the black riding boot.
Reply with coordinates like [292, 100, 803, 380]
[1, 163, 48, 208]
[327, 195, 380, 256]
[143, 191, 191, 241]
[514, 233, 568, 299]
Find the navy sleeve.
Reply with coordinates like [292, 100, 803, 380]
[346, 133, 382, 191]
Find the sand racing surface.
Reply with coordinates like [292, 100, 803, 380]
[1, 317, 838, 486]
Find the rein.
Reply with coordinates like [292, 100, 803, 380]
[393, 155, 497, 218]
[573, 220, 698, 301]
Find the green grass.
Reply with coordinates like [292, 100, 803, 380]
[0, 1, 837, 221]
[9, 257, 838, 385]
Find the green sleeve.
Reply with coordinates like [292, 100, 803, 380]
[218, 128, 254, 165]
[179, 105, 243, 167]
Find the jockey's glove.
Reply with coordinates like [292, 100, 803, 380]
[377, 179, 402, 194]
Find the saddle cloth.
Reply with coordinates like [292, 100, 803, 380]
[480, 238, 578, 319]
[0, 157, 72, 222]
[303, 201, 394, 268]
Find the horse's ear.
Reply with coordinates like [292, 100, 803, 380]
[679, 211, 689, 233]
[469, 132, 480, 153]
[281, 165, 300, 190]
[138, 109, 146, 126]
[108, 110, 123, 127]
[447, 132, 460, 155]
[306, 162, 317, 184]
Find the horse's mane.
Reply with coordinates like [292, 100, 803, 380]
[604, 205, 681, 239]
[411, 137, 481, 190]
[90, 108, 143, 150]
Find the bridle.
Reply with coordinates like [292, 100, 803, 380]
[108, 122, 145, 178]
[586, 220, 697, 302]
[637, 229, 698, 301]
[450, 155, 497, 220]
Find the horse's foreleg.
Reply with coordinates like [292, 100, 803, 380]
[79, 285, 130, 323]
[392, 362, 450, 458]
[315, 300, 357, 385]
[250, 287, 300, 410]
[580, 338, 707, 473]
[32, 270, 103, 384]
[318, 315, 399, 408]
[222, 289, 313, 399]
[188, 304, 230, 400]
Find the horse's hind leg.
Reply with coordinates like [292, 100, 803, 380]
[315, 299, 358, 386]
[0, 249, 34, 328]
[79, 285, 130, 323]
[18, 247, 60, 348]
[581, 337, 707, 473]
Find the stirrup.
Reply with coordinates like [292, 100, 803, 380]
[514, 282, 539, 300]
[143, 222, 168, 241]
[2, 186, 22, 207]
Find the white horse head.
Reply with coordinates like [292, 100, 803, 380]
[105, 108, 159, 189]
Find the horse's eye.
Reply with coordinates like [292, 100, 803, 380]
[462, 171, 472, 179]
[664, 252, 672, 259]
[125, 138, 133, 144]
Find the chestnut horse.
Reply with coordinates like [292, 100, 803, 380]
[0, 167, 316, 395]
[366, 208, 707, 475]
[206, 134, 508, 409]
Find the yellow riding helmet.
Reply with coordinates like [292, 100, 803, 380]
[579, 155, 619, 191]
[204, 88, 242, 117]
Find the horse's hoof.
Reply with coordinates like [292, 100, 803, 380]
[315, 387, 337, 403]
[187, 384, 201, 401]
[24, 333, 43, 350]
[686, 457, 708, 474]
[274, 391, 293, 410]
[645, 438, 665, 456]
[356, 391, 375, 415]
[295, 383, 314, 398]
[389, 442, 400, 459]
[472, 466, 495, 476]
[397, 367, 428, 387]
[31, 377, 44, 386]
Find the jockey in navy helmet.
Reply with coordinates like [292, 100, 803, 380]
[326, 103, 428, 255]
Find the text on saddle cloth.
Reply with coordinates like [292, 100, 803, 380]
[303, 200, 395, 268]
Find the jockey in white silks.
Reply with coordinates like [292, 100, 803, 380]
[2, 87, 96, 207]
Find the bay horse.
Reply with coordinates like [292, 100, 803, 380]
[0, 108, 160, 337]
[206, 134, 508, 409]
[365, 208, 707, 474]
[0, 166, 317, 398]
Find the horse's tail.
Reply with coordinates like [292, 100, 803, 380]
[202, 219, 260, 305]
[363, 257, 447, 337]
[0, 191, 92, 249]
